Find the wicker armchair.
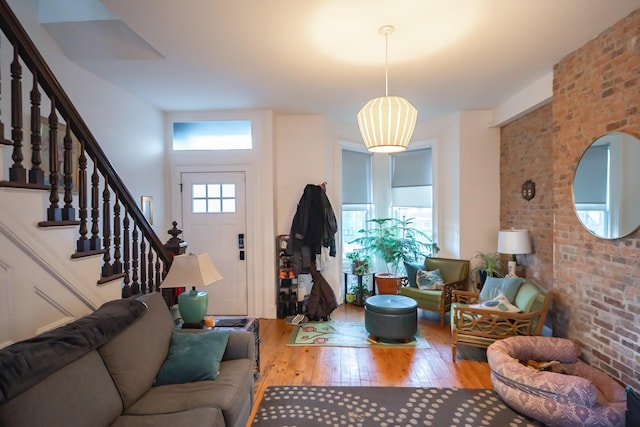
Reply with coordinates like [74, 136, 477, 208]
[450, 279, 551, 360]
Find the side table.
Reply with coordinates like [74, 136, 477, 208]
[343, 272, 376, 304]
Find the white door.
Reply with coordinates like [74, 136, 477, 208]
[181, 171, 247, 315]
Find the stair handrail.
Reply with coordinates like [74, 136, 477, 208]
[0, 0, 171, 268]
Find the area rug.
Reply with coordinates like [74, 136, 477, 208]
[252, 386, 543, 426]
[287, 321, 430, 348]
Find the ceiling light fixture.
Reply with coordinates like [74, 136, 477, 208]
[357, 25, 418, 153]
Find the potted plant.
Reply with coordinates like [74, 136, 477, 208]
[470, 251, 506, 289]
[346, 250, 370, 276]
[350, 217, 439, 294]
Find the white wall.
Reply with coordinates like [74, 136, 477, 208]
[458, 111, 501, 261]
[275, 114, 342, 303]
[6, 0, 166, 235]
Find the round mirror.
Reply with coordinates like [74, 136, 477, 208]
[573, 132, 640, 239]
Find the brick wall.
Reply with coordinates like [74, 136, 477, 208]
[502, 9, 640, 390]
[500, 104, 554, 287]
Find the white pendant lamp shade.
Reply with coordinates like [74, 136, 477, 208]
[357, 95, 418, 153]
[358, 25, 418, 153]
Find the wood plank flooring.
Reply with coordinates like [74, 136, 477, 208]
[248, 303, 492, 424]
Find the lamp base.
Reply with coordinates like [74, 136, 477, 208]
[177, 288, 208, 325]
[506, 260, 518, 278]
[181, 321, 205, 329]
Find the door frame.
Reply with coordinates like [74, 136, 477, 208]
[170, 164, 257, 316]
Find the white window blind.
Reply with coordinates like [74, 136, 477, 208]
[342, 150, 372, 204]
[391, 148, 432, 208]
[391, 148, 432, 187]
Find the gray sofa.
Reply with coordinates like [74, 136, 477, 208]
[0, 292, 255, 427]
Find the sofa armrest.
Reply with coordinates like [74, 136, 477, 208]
[222, 331, 255, 362]
[452, 290, 479, 304]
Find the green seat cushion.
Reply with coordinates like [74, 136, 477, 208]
[399, 286, 443, 309]
[154, 330, 230, 386]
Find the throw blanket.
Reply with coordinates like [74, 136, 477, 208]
[0, 298, 147, 403]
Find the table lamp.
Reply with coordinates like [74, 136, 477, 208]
[497, 229, 532, 278]
[160, 253, 223, 328]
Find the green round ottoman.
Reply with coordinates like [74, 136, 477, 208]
[364, 295, 418, 342]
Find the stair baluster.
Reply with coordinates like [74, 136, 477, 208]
[29, 73, 44, 184]
[113, 195, 122, 274]
[101, 175, 112, 278]
[122, 213, 131, 297]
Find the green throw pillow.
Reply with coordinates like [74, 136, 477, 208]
[479, 277, 523, 303]
[403, 261, 425, 287]
[154, 330, 230, 386]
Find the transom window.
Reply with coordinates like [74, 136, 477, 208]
[173, 120, 252, 150]
[192, 183, 236, 213]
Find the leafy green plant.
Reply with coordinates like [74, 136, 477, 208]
[346, 250, 370, 276]
[470, 251, 506, 283]
[349, 217, 439, 276]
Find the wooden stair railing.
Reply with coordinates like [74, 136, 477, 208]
[0, 0, 171, 297]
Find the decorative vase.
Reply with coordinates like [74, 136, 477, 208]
[346, 293, 355, 303]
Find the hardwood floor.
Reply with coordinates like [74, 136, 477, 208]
[248, 303, 492, 423]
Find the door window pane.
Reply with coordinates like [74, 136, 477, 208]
[191, 183, 237, 213]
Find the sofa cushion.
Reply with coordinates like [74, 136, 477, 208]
[126, 359, 254, 427]
[0, 298, 146, 404]
[98, 293, 174, 409]
[479, 277, 522, 303]
[403, 261, 424, 287]
[155, 330, 230, 386]
[111, 407, 224, 427]
[0, 351, 122, 427]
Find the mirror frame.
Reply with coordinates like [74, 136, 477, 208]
[572, 131, 640, 240]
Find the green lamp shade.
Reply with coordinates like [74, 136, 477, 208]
[178, 287, 209, 324]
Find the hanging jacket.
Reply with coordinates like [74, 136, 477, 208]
[286, 184, 337, 273]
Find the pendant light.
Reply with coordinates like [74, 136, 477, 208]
[357, 25, 418, 153]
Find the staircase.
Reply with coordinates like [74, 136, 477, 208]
[0, 0, 171, 346]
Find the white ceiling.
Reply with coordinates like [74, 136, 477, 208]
[40, 0, 640, 125]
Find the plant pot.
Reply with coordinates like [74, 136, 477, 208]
[346, 293, 355, 303]
[375, 273, 402, 295]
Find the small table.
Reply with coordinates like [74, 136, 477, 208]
[343, 272, 376, 304]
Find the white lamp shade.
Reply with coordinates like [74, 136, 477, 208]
[357, 95, 418, 153]
[160, 253, 223, 289]
[497, 229, 532, 255]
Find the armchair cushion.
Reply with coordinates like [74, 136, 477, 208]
[416, 269, 444, 290]
[479, 277, 522, 303]
[471, 294, 521, 313]
[403, 262, 424, 288]
[513, 282, 539, 313]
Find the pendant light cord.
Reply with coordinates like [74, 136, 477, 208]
[385, 29, 389, 97]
